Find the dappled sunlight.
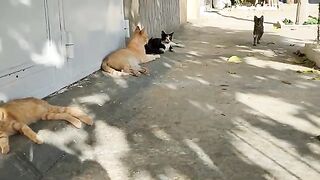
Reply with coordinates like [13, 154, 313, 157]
[215, 45, 226, 48]
[158, 166, 190, 180]
[162, 62, 172, 68]
[92, 120, 130, 180]
[8, 28, 32, 51]
[219, 56, 228, 62]
[255, 75, 267, 80]
[187, 99, 220, 114]
[236, 93, 320, 134]
[251, 49, 277, 58]
[229, 117, 320, 179]
[294, 81, 319, 89]
[228, 130, 301, 179]
[38, 126, 91, 156]
[31, 41, 65, 68]
[163, 83, 178, 90]
[244, 56, 311, 71]
[76, 93, 111, 106]
[39, 120, 131, 180]
[237, 47, 280, 58]
[150, 125, 172, 141]
[307, 143, 320, 156]
[187, 51, 201, 57]
[103, 71, 129, 88]
[184, 139, 223, 176]
[236, 45, 250, 49]
[10, 0, 31, 6]
[186, 59, 202, 65]
[186, 76, 210, 85]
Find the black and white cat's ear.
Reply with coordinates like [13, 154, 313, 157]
[169, 32, 174, 36]
[161, 31, 166, 35]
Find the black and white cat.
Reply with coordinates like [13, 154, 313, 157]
[145, 31, 185, 54]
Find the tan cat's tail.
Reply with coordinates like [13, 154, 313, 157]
[101, 59, 115, 74]
[47, 105, 93, 126]
[101, 59, 129, 77]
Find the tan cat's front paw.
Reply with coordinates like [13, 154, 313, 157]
[155, 55, 161, 59]
[0, 145, 10, 154]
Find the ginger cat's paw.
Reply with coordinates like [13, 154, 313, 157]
[34, 138, 44, 144]
[72, 120, 82, 128]
[80, 116, 93, 126]
[0, 145, 10, 154]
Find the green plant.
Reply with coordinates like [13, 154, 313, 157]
[283, 18, 293, 25]
[303, 16, 319, 25]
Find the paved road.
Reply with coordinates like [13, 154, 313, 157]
[1, 10, 320, 180]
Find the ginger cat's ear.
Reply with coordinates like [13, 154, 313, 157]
[0, 108, 6, 121]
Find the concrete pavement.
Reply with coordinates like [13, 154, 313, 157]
[1, 9, 320, 180]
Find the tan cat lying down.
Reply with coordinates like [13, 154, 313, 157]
[101, 26, 160, 77]
[0, 97, 93, 154]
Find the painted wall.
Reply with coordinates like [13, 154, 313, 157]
[187, 0, 200, 21]
[0, 0, 125, 102]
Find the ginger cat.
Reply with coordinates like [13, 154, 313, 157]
[101, 26, 161, 77]
[0, 97, 93, 154]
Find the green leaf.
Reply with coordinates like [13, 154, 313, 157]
[228, 56, 242, 63]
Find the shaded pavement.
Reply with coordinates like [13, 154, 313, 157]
[1, 10, 320, 180]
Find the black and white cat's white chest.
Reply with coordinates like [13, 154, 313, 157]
[145, 31, 184, 54]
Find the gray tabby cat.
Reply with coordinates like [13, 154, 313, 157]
[253, 15, 264, 46]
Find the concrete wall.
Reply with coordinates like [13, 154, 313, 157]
[187, 0, 200, 21]
[180, 0, 188, 24]
[124, 0, 187, 37]
[0, 0, 125, 102]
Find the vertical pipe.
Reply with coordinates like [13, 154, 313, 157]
[43, 0, 51, 41]
[317, 2, 320, 44]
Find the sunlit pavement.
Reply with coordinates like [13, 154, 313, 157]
[1, 10, 320, 180]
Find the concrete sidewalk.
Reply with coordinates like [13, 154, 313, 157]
[1, 10, 320, 180]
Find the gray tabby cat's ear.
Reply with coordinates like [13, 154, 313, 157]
[261, 15, 264, 21]
[254, 16, 258, 20]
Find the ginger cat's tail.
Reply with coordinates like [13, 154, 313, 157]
[43, 105, 93, 128]
[101, 61, 129, 77]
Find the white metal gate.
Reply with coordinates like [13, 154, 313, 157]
[0, 0, 125, 102]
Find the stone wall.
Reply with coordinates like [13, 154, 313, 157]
[124, 0, 186, 37]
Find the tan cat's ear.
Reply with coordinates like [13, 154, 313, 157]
[140, 28, 145, 34]
[0, 108, 6, 121]
[134, 26, 141, 33]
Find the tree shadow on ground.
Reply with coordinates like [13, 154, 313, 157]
[2, 20, 320, 180]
